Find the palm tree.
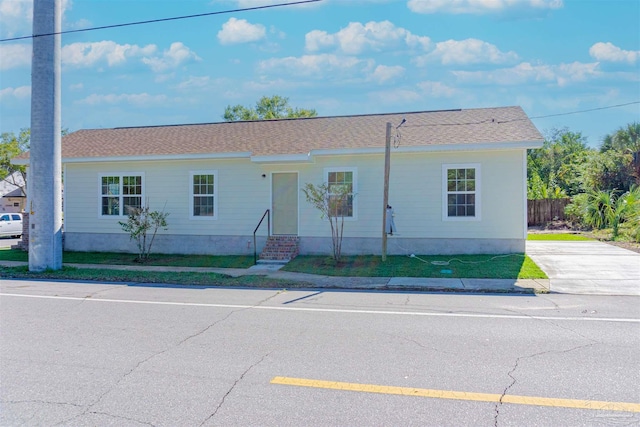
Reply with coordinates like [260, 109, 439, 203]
[611, 186, 640, 240]
[585, 190, 615, 230]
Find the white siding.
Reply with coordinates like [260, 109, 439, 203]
[297, 150, 525, 240]
[65, 159, 272, 235]
[64, 148, 525, 242]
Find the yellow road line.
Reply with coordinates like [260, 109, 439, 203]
[271, 377, 640, 413]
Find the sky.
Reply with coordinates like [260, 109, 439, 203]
[1, 0, 639, 148]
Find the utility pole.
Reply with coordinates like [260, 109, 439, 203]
[381, 122, 392, 261]
[29, 0, 63, 271]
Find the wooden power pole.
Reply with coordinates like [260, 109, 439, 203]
[382, 122, 392, 261]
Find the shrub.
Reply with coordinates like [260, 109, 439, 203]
[119, 206, 169, 262]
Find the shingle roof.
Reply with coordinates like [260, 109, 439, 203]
[28, 106, 544, 161]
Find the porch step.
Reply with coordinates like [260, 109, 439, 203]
[259, 235, 300, 261]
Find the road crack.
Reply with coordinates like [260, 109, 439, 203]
[493, 342, 598, 427]
[58, 290, 283, 425]
[199, 351, 272, 426]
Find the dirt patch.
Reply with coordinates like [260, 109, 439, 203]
[582, 232, 640, 254]
[528, 220, 584, 234]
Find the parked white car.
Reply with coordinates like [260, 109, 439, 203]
[0, 213, 22, 238]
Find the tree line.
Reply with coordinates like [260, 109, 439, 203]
[528, 122, 639, 241]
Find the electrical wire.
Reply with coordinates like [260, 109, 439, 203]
[527, 101, 640, 120]
[403, 101, 640, 128]
[0, 0, 322, 42]
[410, 253, 525, 266]
[393, 128, 402, 148]
[390, 239, 525, 266]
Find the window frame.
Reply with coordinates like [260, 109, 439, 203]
[98, 173, 145, 218]
[189, 170, 218, 220]
[324, 167, 357, 221]
[442, 163, 481, 222]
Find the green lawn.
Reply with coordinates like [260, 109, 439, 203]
[527, 233, 592, 241]
[282, 254, 547, 279]
[0, 265, 310, 288]
[0, 249, 547, 280]
[0, 249, 254, 268]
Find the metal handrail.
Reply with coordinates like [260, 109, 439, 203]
[253, 209, 270, 264]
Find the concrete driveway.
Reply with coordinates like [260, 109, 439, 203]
[526, 240, 640, 296]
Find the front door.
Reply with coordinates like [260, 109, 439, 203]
[272, 172, 298, 235]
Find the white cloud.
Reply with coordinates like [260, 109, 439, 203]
[217, 17, 266, 45]
[258, 54, 374, 78]
[407, 0, 563, 14]
[370, 65, 405, 83]
[417, 38, 518, 65]
[0, 43, 31, 70]
[0, 0, 75, 37]
[62, 41, 157, 67]
[0, 85, 31, 101]
[61, 41, 198, 72]
[78, 93, 168, 107]
[0, 0, 32, 37]
[452, 61, 600, 86]
[141, 42, 200, 73]
[417, 81, 459, 98]
[589, 42, 639, 64]
[175, 76, 211, 90]
[305, 21, 430, 54]
[305, 29, 335, 52]
[69, 83, 83, 91]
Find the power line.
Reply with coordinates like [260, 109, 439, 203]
[527, 101, 640, 120]
[403, 101, 640, 128]
[0, 0, 322, 43]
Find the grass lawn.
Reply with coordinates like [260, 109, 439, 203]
[527, 233, 593, 241]
[1, 249, 547, 280]
[282, 254, 547, 279]
[0, 249, 254, 268]
[0, 266, 311, 288]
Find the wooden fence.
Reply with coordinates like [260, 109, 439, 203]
[527, 198, 571, 226]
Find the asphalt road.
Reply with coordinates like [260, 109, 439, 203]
[1, 280, 639, 426]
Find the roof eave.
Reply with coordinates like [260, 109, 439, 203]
[14, 140, 543, 165]
[313, 140, 544, 157]
[250, 153, 313, 163]
[17, 152, 253, 165]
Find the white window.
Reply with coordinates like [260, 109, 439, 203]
[442, 164, 481, 221]
[100, 174, 144, 216]
[190, 171, 217, 219]
[325, 168, 357, 219]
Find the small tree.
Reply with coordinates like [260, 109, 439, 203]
[119, 205, 169, 262]
[302, 182, 352, 262]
